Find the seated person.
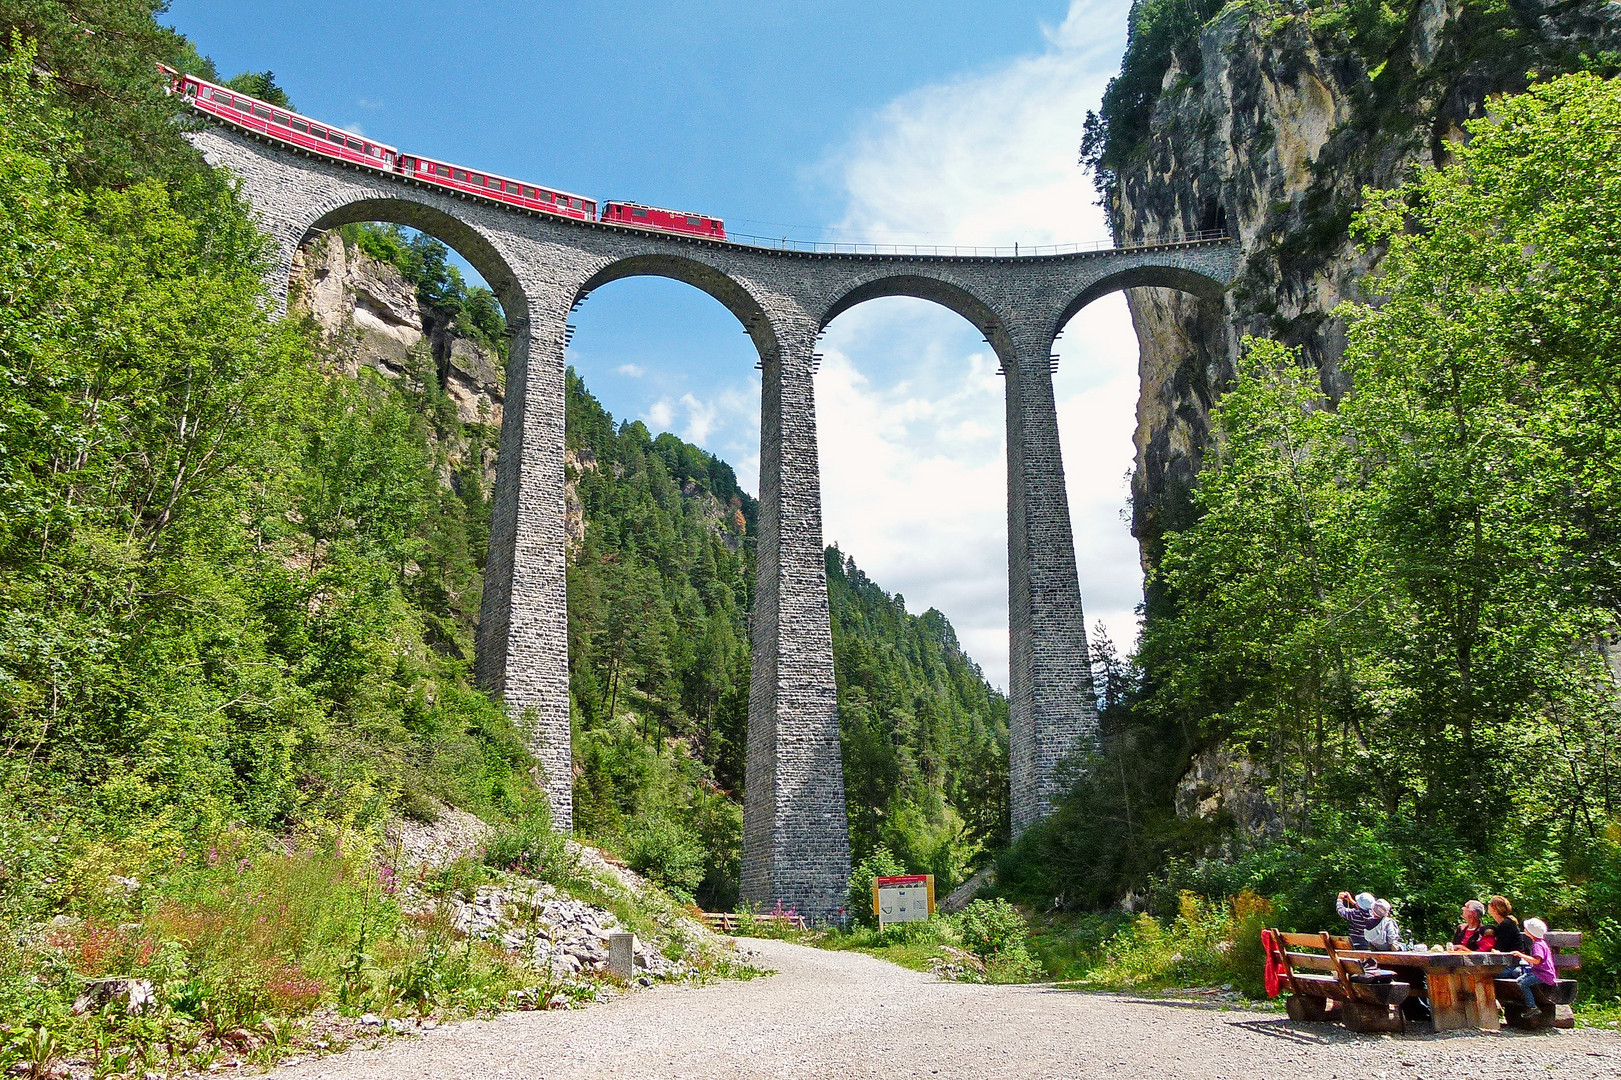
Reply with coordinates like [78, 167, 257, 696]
[1336, 890, 1379, 948]
[1364, 899, 1405, 952]
[1487, 895, 1524, 955]
[1504, 917, 1559, 1009]
[1449, 900, 1489, 951]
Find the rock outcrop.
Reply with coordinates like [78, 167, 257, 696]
[1108, 1, 1621, 558]
[290, 233, 504, 462]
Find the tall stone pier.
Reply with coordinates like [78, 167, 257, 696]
[188, 118, 1237, 919]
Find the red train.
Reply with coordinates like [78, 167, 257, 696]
[163, 67, 723, 240]
[602, 202, 725, 239]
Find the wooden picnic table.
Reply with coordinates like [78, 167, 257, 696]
[1340, 950, 1519, 1032]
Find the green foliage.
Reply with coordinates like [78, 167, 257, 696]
[1049, 891, 1269, 994]
[830, 550, 1009, 888]
[0, 3, 205, 189]
[0, 4, 544, 965]
[816, 916, 961, 974]
[846, 846, 907, 929]
[626, 817, 707, 901]
[480, 811, 584, 890]
[224, 70, 292, 110]
[996, 623, 1221, 910]
[955, 898, 1041, 982]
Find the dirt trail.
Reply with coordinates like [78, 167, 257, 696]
[277, 938, 1621, 1079]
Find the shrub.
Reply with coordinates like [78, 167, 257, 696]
[481, 812, 578, 886]
[626, 817, 706, 901]
[1068, 890, 1270, 993]
[846, 846, 906, 929]
[955, 899, 1039, 983]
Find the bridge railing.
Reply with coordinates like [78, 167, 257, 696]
[722, 228, 1233, 257]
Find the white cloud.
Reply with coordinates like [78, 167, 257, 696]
[679, 393, 717, 445]
[616, 363, 646, 377]
[647, 398, 673, 428]
[819, 0, 1140, 689]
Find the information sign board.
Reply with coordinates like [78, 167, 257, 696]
[873, 874, 935, 927]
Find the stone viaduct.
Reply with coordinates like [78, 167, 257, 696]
[191, 123, 1238, 922]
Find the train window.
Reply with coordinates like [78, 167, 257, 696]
[686, 216, 701, 226]
[328, 131, 344, 144]
[310, 125, 325, 139]
[573, 198, 585, 210]
[632, 207, 648, 217]
[272, 112, 289, 125]
[253, 104, 272, 118]
[523, 187, 537, 199]
[292, 119, 309, 133]
[436, 165, 450, 177]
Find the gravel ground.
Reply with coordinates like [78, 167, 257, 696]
[277, 938, 1621, 1080]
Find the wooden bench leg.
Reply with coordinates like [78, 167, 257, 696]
[1428, 973, 1483, 1032]
[1342, 1000, 1405, 1034]
[1287, 995, 1337, 1022]
[1463, 972, 1500, 1031]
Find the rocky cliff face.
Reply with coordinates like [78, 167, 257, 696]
[1109, 0, 1621, 560]
[290, 233, 504, 487]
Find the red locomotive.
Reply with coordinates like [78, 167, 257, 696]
[162, 67, 724, 241]
[601, 202, 725, 240]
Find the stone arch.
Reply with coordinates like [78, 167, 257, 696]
[1050, 262, 1227, 341]
[302, 196, 530, 332]
[574, 253, 780, 359]
[818, 271, 1008, 349]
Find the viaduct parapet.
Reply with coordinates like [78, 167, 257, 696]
[191, 124, 1237, 921]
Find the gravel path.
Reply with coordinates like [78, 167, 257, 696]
[278, 938, 1621, 1079]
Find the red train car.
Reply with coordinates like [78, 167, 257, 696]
[602, 201, 725, 240]
[167, 68, 398, 172]
[398, 155, 595, 220]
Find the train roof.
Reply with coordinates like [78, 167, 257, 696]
[606, 200, 721, 219]
[165, 65, 399, 155]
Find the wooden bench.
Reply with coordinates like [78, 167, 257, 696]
[1494, 931, 1581, 1030]
[1267, 930, 1410, 1033]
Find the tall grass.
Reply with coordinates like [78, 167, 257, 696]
[1038, 890, 1271, 996]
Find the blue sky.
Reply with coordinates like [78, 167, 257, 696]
[166, 0, 1144, 688]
